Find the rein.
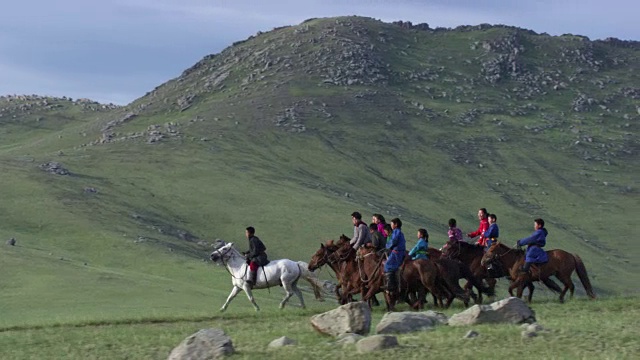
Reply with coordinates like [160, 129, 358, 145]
[356, 251, 385, 284]
[213, 246, 248, 280]
[329, 246, 355, 263]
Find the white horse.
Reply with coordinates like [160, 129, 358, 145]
[210, 241, 324, 311]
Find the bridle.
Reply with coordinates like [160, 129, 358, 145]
[482, 243, 518, 266]
[211, 246, 248, 280]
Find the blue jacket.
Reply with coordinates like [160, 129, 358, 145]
[409, 237, 429, 260]
[484, 223, 499, 248]
[385, 228, 406, 272]
[517, 228, 549, 263]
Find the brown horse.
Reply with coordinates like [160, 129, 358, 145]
[308, 238, 367, 305]
[481, 242, 597, 302]
[441, 241, 497, 303]
[308, 240, 347, 303]
[356, 247, 449, 311]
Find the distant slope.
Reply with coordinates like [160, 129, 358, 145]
[1, 15, 638, 314]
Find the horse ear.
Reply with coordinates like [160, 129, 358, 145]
[320, 243, 325, 248]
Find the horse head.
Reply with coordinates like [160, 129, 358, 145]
[481, 242, 510, 266]
[308, 243, 328, 271]
[338, 234, 350, 245]
[308, 241, 341, 270]
[210, 242, 236, 262]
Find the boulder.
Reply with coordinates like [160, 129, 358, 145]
[310, 302, 371, 337]
[167, 328, 234, 359]
[448, 297, 535, 326]
[356, 335, 399, 353]
[334, 333, 365, 346]
[376, 311, 445, 334]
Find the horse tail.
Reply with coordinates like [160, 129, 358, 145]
[297, 261, 325, 301]
[573, 254, 596, 299]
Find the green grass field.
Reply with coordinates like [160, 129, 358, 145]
[1, 294, 638, 359]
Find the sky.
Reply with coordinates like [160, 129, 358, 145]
[1, 0, 638, 105]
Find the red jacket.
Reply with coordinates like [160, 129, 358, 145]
[468, 218, 490, 246]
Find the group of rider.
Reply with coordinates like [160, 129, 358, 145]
[240, 208, 549, 290]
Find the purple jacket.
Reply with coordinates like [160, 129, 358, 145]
[517, 228, 549, 263]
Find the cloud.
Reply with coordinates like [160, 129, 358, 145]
[0, 0, 638, 104]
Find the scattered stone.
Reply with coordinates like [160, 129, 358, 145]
[167, 328, 234, 359]
[268, 336, 297, 348]
[448, 297, 536, 326]
[310, 302, 371, 337]
[356, 335, 399, 353]
[39, 162, 69, 175]
[335, 333, 365, 346]
[464, 330, 479, 339]
[376, 311, 445, 334]
[523, 323, 546, 333]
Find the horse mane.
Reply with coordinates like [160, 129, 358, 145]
[458, 241, 484, 251]
[221, 242, 242, 256]
[495, 241, 525, 256]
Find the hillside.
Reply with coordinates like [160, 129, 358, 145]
[0, 16, 638, 327]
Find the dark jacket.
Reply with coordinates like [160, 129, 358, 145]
[247, 235, 269, 266]
[370, 230, 386, 251]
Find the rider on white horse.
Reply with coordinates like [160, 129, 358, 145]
[243, 226, 269, 288]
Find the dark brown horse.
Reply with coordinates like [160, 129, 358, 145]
[356, 247, 448, 311]
[308, 238, 366, 304]
[308, 240, 347, 303]
[441, 241, 497, 303]
[481, 242, 597, 302]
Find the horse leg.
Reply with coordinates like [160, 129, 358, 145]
[293, 283, 306, 309]
[508, 280, 520, 298]
[526, 282, 535, 303]
[486, 278, 497, 301]
[415, 287, 426, 310]
[220, 286, 242, 312]
[279, 281, 297, 309]
[242, 285, 260, 311]
[464, 280, 480, 304]
[555, 274, 574, 303]
[516, 284, 525, 300]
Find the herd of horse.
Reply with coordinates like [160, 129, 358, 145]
[209, 237, 596, 312]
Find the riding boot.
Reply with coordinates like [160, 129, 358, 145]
[247, 269, 257, 287]
[384, 271, 397, 293]
[518, 262, 531, 274]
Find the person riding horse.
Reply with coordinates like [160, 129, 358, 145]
[484, 213, 499, 250]
[384, 218, 406, 293]
[408, 228, 429, 260]
[243, 226, 269, 287]
[349, 211, 371, 250]
[467, 208, 490, 247]
[516, 218, 548, 273]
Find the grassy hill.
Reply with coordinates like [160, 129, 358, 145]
[1, 16, 639, 332]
